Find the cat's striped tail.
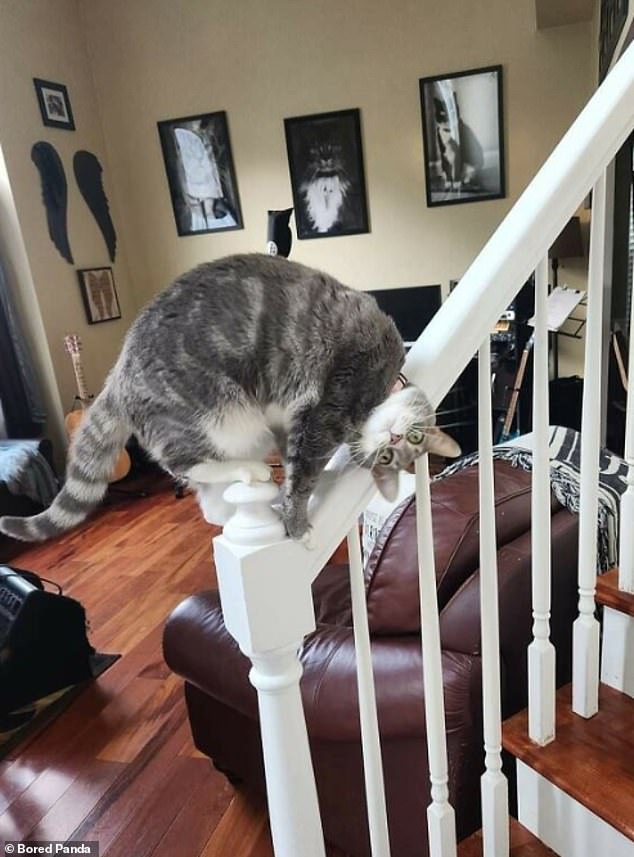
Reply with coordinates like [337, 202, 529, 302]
[0, 389, 130, 542]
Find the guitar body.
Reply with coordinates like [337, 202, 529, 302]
[64, 335, 132, 484]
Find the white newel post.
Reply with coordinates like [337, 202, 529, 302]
[478, 338, 510, 857]
[573, 171, 607, 719]
[210, 480, 326, 857]
[528, 257, 557, 745]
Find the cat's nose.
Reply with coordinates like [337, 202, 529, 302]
[389, 433, 402, 445]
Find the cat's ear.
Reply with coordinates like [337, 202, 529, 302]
[371, 466, 400, 502]
[426, 428, 461, 459]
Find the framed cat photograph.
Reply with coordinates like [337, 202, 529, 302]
[284, 108, 370, 239]
[419, 65, 505, 207]
[77, 267, 122, 324]
[33, 78, 75, 131]
[157, 110, 243, 236]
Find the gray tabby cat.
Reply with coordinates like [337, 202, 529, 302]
[0, 254, 459, 543]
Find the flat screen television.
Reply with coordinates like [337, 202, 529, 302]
[367, 285, 442, 346]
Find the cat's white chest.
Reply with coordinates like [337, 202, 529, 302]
[202, 402, 292, 458]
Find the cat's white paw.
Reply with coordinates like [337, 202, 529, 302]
[237, 462, 272, 484]
[300, 528, 316, 550]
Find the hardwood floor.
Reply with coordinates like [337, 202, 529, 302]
[0, 480, 346, 856]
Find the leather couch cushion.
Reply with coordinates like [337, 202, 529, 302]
[364, 461, 560, 635]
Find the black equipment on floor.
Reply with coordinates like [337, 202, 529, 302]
[0, 565, 95, 715]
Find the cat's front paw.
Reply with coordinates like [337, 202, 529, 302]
[282, 501, 311, 545]
[237, 462, 272, 484]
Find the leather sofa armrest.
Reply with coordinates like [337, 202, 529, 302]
[163, 590, 483, 743]
[365, 462, 548, 636]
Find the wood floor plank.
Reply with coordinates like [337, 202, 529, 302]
[103, 756, 214, 857]
[2, 483, 295, 856]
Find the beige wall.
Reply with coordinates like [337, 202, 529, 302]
[0, 0, 135, 456]
[0, 0, 596, 443]
[79, 0, 595, 307]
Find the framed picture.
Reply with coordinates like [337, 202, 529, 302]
[77, 267, 122, 324]
[33, 78, 75, 130]
[284, 108, 369, 239]
[419, 65, 505, 207]
[157, 110, 243, 236]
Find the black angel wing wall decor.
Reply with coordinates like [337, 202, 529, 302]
[73, 150, 117, 262]
[31, 141, 74, 264]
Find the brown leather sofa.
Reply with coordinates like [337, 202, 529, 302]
[163, 461, 580, 857]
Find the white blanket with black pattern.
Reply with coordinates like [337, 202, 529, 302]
[436, 425, 629, 572]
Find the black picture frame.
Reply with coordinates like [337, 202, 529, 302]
[77, 267, 122, 325]
[284, 108, 369, 239]
[157, 110, 243, 236]
[419, 65, 505, 207]
[33, 78, 75, 131]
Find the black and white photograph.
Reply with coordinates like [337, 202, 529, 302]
[284, 108, 369, 239]
[419, 65, 505, 207]
[33, 78, 75, 130]
[157, 110, 243, 236]
[77, 267, 122, 324]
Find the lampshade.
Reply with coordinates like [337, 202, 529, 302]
[549, 216, 584, 260]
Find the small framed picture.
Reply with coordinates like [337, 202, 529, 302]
[33, 78, 75, 131]
[284, 108, 369, 239]
[157, 110, 243, 236]
[419, 65, 505, 207]
[77, 267, 122, 324]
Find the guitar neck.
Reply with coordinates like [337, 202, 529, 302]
[502, 334, 535, 438]
[70, 352, 91, 406]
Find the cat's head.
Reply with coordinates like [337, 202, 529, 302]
[354, 385, 461, 501]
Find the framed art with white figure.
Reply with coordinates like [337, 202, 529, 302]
[419, 65, 505, 207]
[157, 110, 243, 236]
[284, 108, 369, 239]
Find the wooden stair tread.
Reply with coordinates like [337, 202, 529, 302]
[503, 683, 634, 841]
[459, 817, 558, 856]
[596, 568, 634, 617]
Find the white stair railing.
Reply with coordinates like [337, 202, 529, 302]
[477, 337, 509, 857]
[528, 256, 556, 745]
[206, 38, 634, 857]
[572, 170, 608, 719]
[347, 525, 392, 857]
[415, 454, 457, 857]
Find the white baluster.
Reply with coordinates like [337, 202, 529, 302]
[573, 171, 607, 719]
[213, 480, 326, 857]
[415, 456, 457, 857]
[528, 257, 557, 745]
[478, 338, 509, 857]
[619, 282, 634, 593]
[347, 527, 391, 857]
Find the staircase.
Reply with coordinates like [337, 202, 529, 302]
[202, 38, 634, 857]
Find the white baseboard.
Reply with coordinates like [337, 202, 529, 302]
[517, 760, 634, 857]
[601, 606, 634, 698]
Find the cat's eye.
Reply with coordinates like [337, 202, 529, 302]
[377, 449, 394, 466]
[406, 429, 424, 445]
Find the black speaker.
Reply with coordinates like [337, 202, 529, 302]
[0, 565, 95, 715]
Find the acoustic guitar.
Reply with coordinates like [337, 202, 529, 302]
[63, 334, 131, 483]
